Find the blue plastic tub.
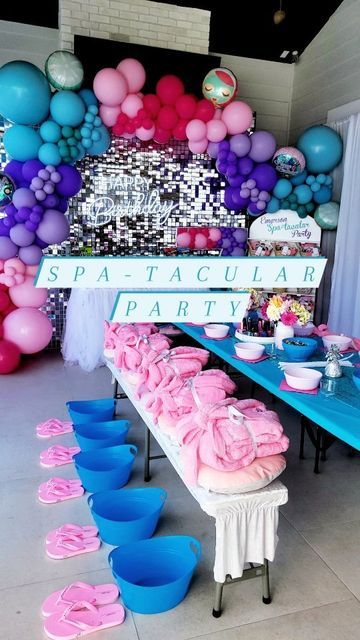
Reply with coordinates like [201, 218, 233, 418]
[66, 398, 116, 424]
[73, 445, 137, 492]
[109, 535, 201, 614]
[74, 420, 130, 451]
[88, 487, 167, 545]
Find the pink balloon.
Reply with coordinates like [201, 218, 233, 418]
[9, 276, 48, 308]
[206, 119, 227, 142]
[221, 101, 253, 135]
[100, 104, 122, 127]
[26, 265, 38, 276]
[93, 68, 128, 106]
[136, 125, 155, 141]
[209, 228, 222, 241]
[214, 108, 223, 121]
[121, 94, 143, 118]
[186, 119, 207, 142]
[116, 58, 146, 93]
[177, 232, 191, 248]
[194, 233, 208, 249]
[188, 138, 208, 154]
[3, 308, 52, 354]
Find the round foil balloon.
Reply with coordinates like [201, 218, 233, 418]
[0, 173, 15, 209]
[202, 67, 237, 108]
[273, 147, 306, 176]
[45, 50, 84, 90]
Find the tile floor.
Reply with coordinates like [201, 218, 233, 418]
[1, 353, 360, 639]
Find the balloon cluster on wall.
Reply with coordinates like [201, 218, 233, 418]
[0, 51, 111, 372]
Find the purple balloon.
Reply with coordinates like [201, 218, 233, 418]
[226, 165, 238, 178]
[22, 159, 44, 182]
[18, 244, 43, 265]
[39, 169, 50, 181]
[218, 150, 229, 162]
[43, 194, 59, 209]
[0, 220, 10, 236]
[221, 249, 230, 256]
[216, 160, 228, 174]
[10, 223, 35, 247]
[5, 203, 17, 217]
[228, 174, 245, 187]
[224, 187, 237, 210]
[219, 140, 230, 151]
[207, 142, 220, 159]
[35, 237, 48, 249]
[227, 151, 237, 164]
[232, 190, 250, 208]
[249, 130, 277, 163]
[250, 188, 259, 197]
[36, 209, 70, 244]
[258, 190, 270, 201]
[57, 198, 68, 213]
[25, 221, 38, 232]
[13, 187, 37, 209]
[35, 189, 47, 202]
[30, 212, 41, 223]
[32, 177, 44, 190]
[238, 156, 254, 176]
[233, 228, 248, 243]
[3, 216, 15, 228]
[240, 188, 250, 198]
[56, 165, 82, 198]
[222, 238, 232, 249]
[257, 200, 266, 211]
[0, 236, 18, 259]
[44, 182, 55, 195]
[4, 160, 24, 186]
[247, 179, 256, 189]
[231, 247, 245, 256]
[51, 171, 61, 184]
[32, 204, 44, 215]
[250, 163, 278, 191]
[247, 201, 263, 217]
[229, 134, 251, 158]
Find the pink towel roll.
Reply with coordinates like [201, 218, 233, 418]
[136, 346, 209, 396]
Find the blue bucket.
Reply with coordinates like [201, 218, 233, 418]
[66, 398, 116, 424]
[109, 535, 201, 614]
[74, 445, 137, 492]
[88, 487, 167, 545]
[74, 420, 130, 451]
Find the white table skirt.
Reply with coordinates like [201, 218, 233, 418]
[107, 360, 288, 583]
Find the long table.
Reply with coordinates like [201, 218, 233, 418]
[175, 324, 360, 454]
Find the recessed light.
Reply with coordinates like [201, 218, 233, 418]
[280, 50, 289, 58]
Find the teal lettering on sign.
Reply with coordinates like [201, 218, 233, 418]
[97, 267, 109, 282]
[225, 266, 238, 282]
[170, 267, 181, 282]
[197, 266, 209, 282]
[48, 265, 59, 282]
[177, 300, 189, 316]
[252, 266, 262, 282]
[146, 265, 158, 282]
[304, 266, 315, 282]
[74, 266, 85, 281]
[149, 301, 161, 316]
[125, 300, 137, 315]
[204, 300, 216, 316]
[275, 267, 287, 283]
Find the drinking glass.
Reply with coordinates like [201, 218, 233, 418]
[319, 377, 337, 397]
[266, 342, 277, 360]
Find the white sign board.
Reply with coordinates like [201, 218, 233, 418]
[35, 256, 327, 289]
[111, 291, 251, 322]
[249, 210, 322, 243]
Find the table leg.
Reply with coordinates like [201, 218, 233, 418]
[314, 426, 321, 474]
[299, 416, 306, 460]
[212, 581, 224, 618]
[144, 426, 151, 482]
[262, 559, 271, 604]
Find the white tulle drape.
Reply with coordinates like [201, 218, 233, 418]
[328, 114, 360, 336]
[62, 289, 118, 372]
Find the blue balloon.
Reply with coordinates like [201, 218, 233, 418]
[0, 61, 51, 125]
[78, 88, 98, 108]
[266, 196, 280, 213]
[38, 142, 62, 166]
[4, 125, 42, 161]
[316, 173, 327, 184]
[290, 170, 307, 185]
[313, 185, 332, 204]
[50, 91, 86, 127]
[293, 184, 313, 204]
[306, 174, 316, 185]
[273, 178, 292, 199]
[297, 125, 343, 173]
[88, 124, 110, 156]
[40, 120, 61, 143]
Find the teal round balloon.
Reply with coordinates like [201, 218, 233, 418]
[38, 142, 62, 166]
[297, 125, 343, 173]
[4, 125, 42, 161]
[50, 91, 86, 127]
[273, 178, 292, 199]
[290, 170, 307, 186]
[40, 120, 61, 143]
[293, 184, 313, 204]
[314, 201, 339, 230]
[266, 196, 280, 213]
[88, 124, 110, 156]
[0, 60, 51, 125]
[78, 88, 98, 108]
[313, 185, 332, 205]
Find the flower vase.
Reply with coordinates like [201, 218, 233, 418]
[274, 321, 294, 349]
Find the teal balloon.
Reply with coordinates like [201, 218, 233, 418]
[290, 203, 297, 211]
[314, 201, 339, 230]
[38, 142, 62, 166]
[4, 125, 42, 161]
[40, 120, 61, 143]
[62, 126, 74, 139]
[290, 170, 307, 185]
[310, 182, 321, 193]
[266, 196, 280, 213]
[50, 91, 86, 127]
[88, 124, 110, 156]
[316, 173, 327, 184]
[293, 184, 313, 204]
[297, 205, 306, 217]
[297, 125, 343, 173]
[0, 61, 50, 125]
[288, 193, 297, 203]
[306, 202, 315, 213]
[273, 178, 292, 199]
[282, 199, 290, 209]
[306, 174, 315, 185]
[313, 185, 332, 204]
[78, 88, 98, 107]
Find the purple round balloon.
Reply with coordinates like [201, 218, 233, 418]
[0, 220, 10, 236]
[219, 140, 230, 151]
[43, 194, 59, 209]
[35, 237, 48, 249]
[250, 163, 278, 191]
[258, 190, 270, 201]
[36, 209, 70, 244]
[13, 187, 37, 210]
[32, 177, 44, 190]
[30, 212, 41, 223]
[35, 189, 47, 202]
[232, 190, 250, 208]
[228, 174, 245, 187]
[218, 150, 229, 162]
[249, 130, 277, 163]
[56, 165, 82, 198]
[51, 171, 61, 184]
[39, 169, 50, 181]
[229, 133, 251, 158]
[226, 165, 238, 178]
[25, 221, 38, 232]
[10, 223, 35, 247]
[18, 244, 43, 265]
[231, 247, 245, 256]
[224, 187, 237, 210]
[233, 228, 248, 243]
[57, 198, 68, 213]
[17, 207, 31, 221]
[32, 204, 44, 215]
[238, 156, 254, 176]
[247, 201, 263, 217]
[227, 151, 237, 164]
[216, 160, 228, 174]
[44, 182, 55, 195]
[4, 160, 24, 186]
[257, 200, 266, 211]
[3, 216, 15, 228]
[250, 188, 259, 197]
[207, 142, 220, 159]
[22, 159, 44, 182]
[4, 203, 17, 217]
[0, 236, 18, 259]
[240, 188, 250, 198]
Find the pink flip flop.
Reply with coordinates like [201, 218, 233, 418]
[46, 524, 98, 544]
[38, 478, 84, 504]
[46, 534, 101, 559]
[40, 446, 80, 468]
[37, 419, 73, 439]
[41, 582, 119, 617]
[43, 601, 125, 639]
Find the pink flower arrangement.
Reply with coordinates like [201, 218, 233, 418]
[280, 310, 298, 326]
[262, 294, 311, 326]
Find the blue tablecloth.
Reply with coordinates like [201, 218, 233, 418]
[176, 323, 360, 451]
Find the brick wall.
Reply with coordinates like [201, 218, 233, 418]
[59, 0, 210, 55]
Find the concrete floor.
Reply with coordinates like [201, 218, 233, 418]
[1, 352, 360, 639]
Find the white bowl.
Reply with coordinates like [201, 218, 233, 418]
[284, 367, 322, 391]
[235, 330, 275, 345]
[294, 322, 314, 337]
[204, 323, 229, 339]
[322, 334, 352, 352]
[234, 342, 265, 360]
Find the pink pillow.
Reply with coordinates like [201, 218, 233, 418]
[197, 454, 286, 494]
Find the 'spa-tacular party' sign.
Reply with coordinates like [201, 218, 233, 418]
[35, 256, 327, 289]
[249, 210, 322, 243]
[111, 291, 251, 322]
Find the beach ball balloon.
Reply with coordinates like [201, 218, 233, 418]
[273, 146, 306, 176]
[45, 50, 84, 90]
[0, 173, 15, 209]
[202, 67, 238, 108]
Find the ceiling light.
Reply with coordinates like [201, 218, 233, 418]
[280, 50, 289, 58]
[273, 1, 286, 25]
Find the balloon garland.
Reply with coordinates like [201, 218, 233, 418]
[0, 53, 344, 373]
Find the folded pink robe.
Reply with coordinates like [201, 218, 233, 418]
[136, 346, 209, 396]
[177, 398, 289, 485]
[114, 330, 171, 373]
[144, 369, 236, 426]
[104, 322, 158, 353]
